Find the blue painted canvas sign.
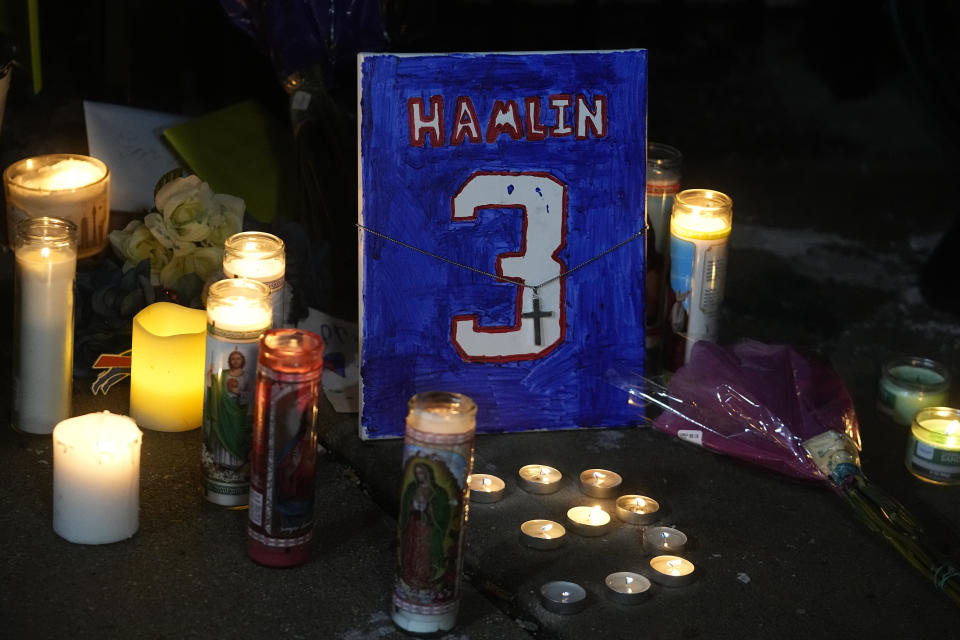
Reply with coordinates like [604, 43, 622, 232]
[358, 50, 647, 439]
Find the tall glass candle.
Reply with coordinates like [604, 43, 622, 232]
[905, 406, 960, 485]
[52, 411, 142, 544]
[130, 302, 207, 432]
[12, 216, 77, 434]
[201, 278, 272, 506]
[248, 328, 325, 567]
[392, 392, 476, 635]
[223, 231, 286, 328]
[645, 142, 683, 351]
[664, 189, 733, 370]
[4, 154, 110, 258]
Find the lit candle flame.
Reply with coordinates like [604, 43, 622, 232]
[482, 477, 491, 488]
[634, 497, 646, 512]
[589, 506, 604, 524]
[593, 471, 605, 485]
[41, 247, 50, 259]
[540, 523, 553, 539]
[667, 559, 682, 576]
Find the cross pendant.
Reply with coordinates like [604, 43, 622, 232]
[521, 296, 553, 346]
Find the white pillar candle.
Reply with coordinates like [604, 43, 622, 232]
[223, 231, 286, 328]
[4, 154, 110, 258]
[12, 217, 77, 434]
[52, 411, 142, 544]
[665, 189, 733, 367]
[130, 302, 207, 432]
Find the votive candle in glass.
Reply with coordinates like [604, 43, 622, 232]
[201, 278, 272, 506]
[4, 154, 110, 258]
[392, 392, 477, 636]
[644, 142, 683, 350]
[664, 188, 732, 370]
[12, 216, 77, 434]
[905, 406, 960, 485]
[223, 231, 286, 328]
[878, 357, 950, 427]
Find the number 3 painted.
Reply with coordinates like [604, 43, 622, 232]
[450, 171, 567, 362]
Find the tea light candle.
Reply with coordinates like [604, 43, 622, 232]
[52, 411, 142, 545]
[579, 468, 622, 498]
[539, 581, 587, 615]
[605, 571, 652, 605]
[643, 526, 687, 554]
[616, 494, 660, 525]
[665, 189, 732, 367]
[649, 555, 696, 587]
[223, 231, 287, 328]
[12, 217, 77, 434]
[520, 519, 566, 549]
[4, 154, 110, 258]
[566, 505, 612, 536]
[468, 473, 505, 503]
[130, 302, 207, 432]
[878, 357, 950, 427]
[517, 464, 563, 494]
[905, 406, 960, 485]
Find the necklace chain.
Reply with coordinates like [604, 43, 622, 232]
[357, 224, 647, 295]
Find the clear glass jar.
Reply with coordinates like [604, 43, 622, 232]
[12, 216, 77, 434]
[223, 231, 286, 327]
[905, 406, 960, 485]
[645, 142, 683, 355]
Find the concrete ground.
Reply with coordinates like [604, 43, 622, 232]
[1, 3, 959, 639]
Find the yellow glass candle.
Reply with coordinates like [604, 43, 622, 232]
[4, 154, 110, 258]
[905, 407, 960, 485]
[130, 302, 207, 432]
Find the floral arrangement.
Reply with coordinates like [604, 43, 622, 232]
[108, 174, 244, 298]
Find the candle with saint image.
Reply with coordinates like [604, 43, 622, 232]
[664, 189, 732, 369]
[12, 217, 77, 434]
[393, 392, 476, 635]
[201, 278, 272, 506]
[53, 411, 142, 544]
[223, 231, 286, 327]
[4, 154, 110, 258]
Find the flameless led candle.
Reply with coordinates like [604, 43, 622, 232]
[566, 505, 612, 536]
[878, 357, 950, 427]
[468, 473, 505, 503]
[4, 154, 110, 258]
[643, 526, 688, 554]
[578, 468, 622, 498]
[130, 302, 207, 432]
[517, 464, 563, 494]
[665, 189, 733, 367]
[52, 411, 141, 544]
[12, 217, 77, 434]
[223, 231, 287, 327]
[616, 494, 660, 525]
[649, 555, 696, 587]
[520, 519, 566, 550]
[539, 581, 587, 614]
[605, 571, 652, 605]
[905, 407, 960, 485]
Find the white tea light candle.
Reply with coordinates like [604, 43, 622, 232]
[578, 468, 622, 499]
[649, 555, 696, 587]
[517, 464, 563, 494]
[12, 217, 77, 434]
[223, 231, 286, 327]
[468, 473, 505, 503]
[878, 357, 950, 427]
[566, 505, 612, 536]
[130, 302, 207, 432]
[539, 581, 587, 615]
[905, 406, 960, 485]
[615, 494, 660, 525]
[520, 519, 566, 550]
[643, 526, 688, 554]
[605, 571, 652, 605]
[52, 411, 142, 544]
[4, 154, 110, 258]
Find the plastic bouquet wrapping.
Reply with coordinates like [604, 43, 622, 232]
[610, 340, 960, 606]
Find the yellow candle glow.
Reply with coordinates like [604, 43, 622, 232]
[905, 407, 960, 485]
[130, 302, 207, 432]
[517, 463, 563, 494]
[649, 555, 697, 586]
[223, 231, 286, 327]
[4, 154, 110, 258]
[566, 505, 612, 536]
